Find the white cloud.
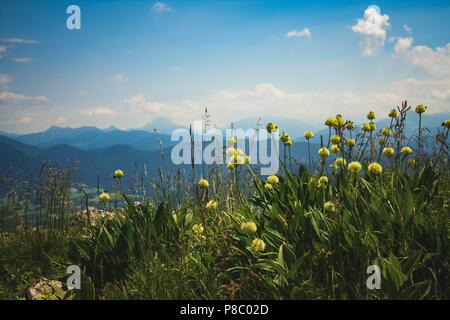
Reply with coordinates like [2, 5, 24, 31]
[394, 37, 450, 75]
[55, 116, 68, 124]
[0, 74, 12, 89]
[152, 2, 172, 13]
[0, 91, 47, 103]
[393, 36, 413, 53]
[81, 107, 116, 116]
[11, 57, 32, 63]
[0, 45, 6, 59]
[124, 94, 167, 113]
[173, 80, 450, 126]
[286, 28, 311, 38]
[352, 5, 390, 56]
[112, 74, 128, 83]
[0, 38, 39, 44]
[19, 116, 32, 124]
[377, 77, 450, 109]
[403, 24, 412, 34]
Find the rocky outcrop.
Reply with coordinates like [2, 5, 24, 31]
[72, 206, 116, 227]
[25, 277, 65, 300]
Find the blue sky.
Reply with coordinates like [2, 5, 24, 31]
[0, 0, 449, 133]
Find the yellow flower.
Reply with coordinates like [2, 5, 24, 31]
[113, 169, 124, 179]
[244, 155, 251, 164]
[227, 163, 235, 170]
[264, 183, 272, 190]
[348, 161, 362, 174]
[346, 121, 354, 130]
[318, 147, 330, 157]
[389, 109, 398, 118]
[381, 128, 391, 136]
[368, 162, 383, 175]
[231, 155, 244, 165]
[335, 114, 345, 127]
[99, 192, 110, 202]
[345, 138, 356, 147]
[192, 224, 204, 233]
[367, 111, 376, 120]
[382, 147, 395, 157]
[330, 145, 340, 154]
[267, 175, 279, 184]
[206, 200, 218, 210]
[330, 163, 338, 170]
[330, 135, 341, 144]
[285, 140, 293, 146]
[198, 178, 209, 188]
[266, 123, 278, 133]
[401, 146, 412, 155]
[361, 123, 371, 132]
[251, 238, 266, 252]
[369, 122, 376, 131]
[324, 201, 336, 212]
[304, 130, 314, 139]
[325, 117, 336, 127]
[280, 132, 290, 142]
[415, 104, 427, 114]
[377, 138, 386, 145]
[407, 158, 416, 167]
[335, 157, 346, 167]
[318, 176, 328, 185]
[443, 119, 450, 129]
[241, 221, 257, 233]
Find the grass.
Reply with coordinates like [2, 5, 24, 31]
[0, 104, 449, 300]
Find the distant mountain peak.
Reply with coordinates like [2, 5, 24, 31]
[138, 117, 186, 134]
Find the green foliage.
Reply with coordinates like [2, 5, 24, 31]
[1, 106, 449, 300]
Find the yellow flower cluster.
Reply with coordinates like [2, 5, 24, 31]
[443, 119, 450, 129]
[367, 111, 376, 120]
[330, 145, 340, 154]
[206, 200, 218, 210]
[334, 157, 346, 167]
[415, 104, 427, 114]
[318, 147, 330, 158]
[267, 175, 279, 184]
[348, 161, 362, 174]
[325, 117, 336, 127]
[280, 132, 294, 146]
[251, 238, 266, 252]
[381, 128, 391, 136]
[280, 132, 290, 142]
[335, 114, 345, 127]
[401, 146, 412, 155]
[368, 162, 382, 175]
[304, 130, 314, 139]
[382, 147, 395, 157]
[318, 176, 328, 188]
[192, 224, 204, 233]
[324, 201, 336, 212]
[330, 135, 340, 144]
[113, 169, 124, 179]
[346, 121, 354, 130]
[198, 178, 209, 188]
[99, 192, 110, 202]
[345, 138, 356, 147]
[389, 109, 398, 118]
[241, 221, 257, 233]
[266, 123, 278, 133]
